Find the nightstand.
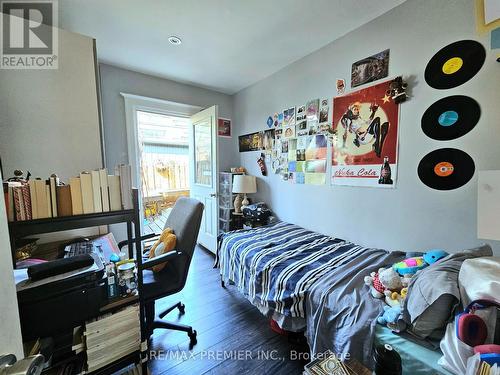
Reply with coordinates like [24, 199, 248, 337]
[242, 218, 265, 230]
[231, 212, 244, 230]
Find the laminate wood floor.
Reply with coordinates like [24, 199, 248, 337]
[147, 246, 309, 375]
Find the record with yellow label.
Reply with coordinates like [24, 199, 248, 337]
[424, 40, 485, 89]
[421, 95, 481, 140]
[418, 148, 475, 190]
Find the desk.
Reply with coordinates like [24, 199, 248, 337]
[15, 235, 143, 375]
[10, 189, 147, 375]
[94, 233, 140, 313]
[100, 293, 138, 313]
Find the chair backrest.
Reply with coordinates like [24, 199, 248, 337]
[164, 197, 204, 286]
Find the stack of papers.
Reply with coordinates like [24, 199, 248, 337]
[84, 304, 140, 373]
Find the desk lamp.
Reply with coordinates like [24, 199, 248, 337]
[232, 175, 257, 214]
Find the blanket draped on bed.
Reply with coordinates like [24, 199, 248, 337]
[217, 222, 365, 327]
[216, 221, 406, 367]
[306, 248, 405, 368]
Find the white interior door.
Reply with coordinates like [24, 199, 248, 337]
[190, 106, 218, 253]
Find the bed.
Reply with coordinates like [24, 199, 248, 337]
[217, 221, 357, 330]
[216, 221, 405, 333]
[216, 221, 473, 371]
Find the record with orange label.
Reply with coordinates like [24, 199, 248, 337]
[425, 40, 485, 89]
[418, 148, 475, 190]
[421, 95, 480, 140]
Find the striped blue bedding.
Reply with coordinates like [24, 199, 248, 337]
[216, 221, 367, 320]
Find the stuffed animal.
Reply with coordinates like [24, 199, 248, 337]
[148, 227, 177, 273]
[377, 305, 402, 326]
[384, 287, 408, 307]
[364, 267, 403, 299]
[386, 76, 408, 104]
[392, 249, 448, 276]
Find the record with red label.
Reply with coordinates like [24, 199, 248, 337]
[418, 148, 475, 190]
[424, 40, 486, 90]
[421, 96, 480, 140]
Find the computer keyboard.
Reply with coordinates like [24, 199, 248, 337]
[64, 241, 94, 257]
[64, 241, 105, 270]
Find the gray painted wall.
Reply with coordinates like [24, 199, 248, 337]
[233, 0, 500, 254]
[0, 28, 103, 243]
[99, 63, 235, 240]
[0, 29, 102, 179]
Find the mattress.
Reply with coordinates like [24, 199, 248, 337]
[374, 325, 453, 375]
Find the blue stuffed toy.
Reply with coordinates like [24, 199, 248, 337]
[377, 305, 402, 326]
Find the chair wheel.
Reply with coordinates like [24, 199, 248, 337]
[188, 330, 197, 345]
[178, 303, 185, 315]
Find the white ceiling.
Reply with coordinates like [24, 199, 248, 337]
[60, 0, 405, 94]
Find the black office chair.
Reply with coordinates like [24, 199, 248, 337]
[119, 197, 204, 347]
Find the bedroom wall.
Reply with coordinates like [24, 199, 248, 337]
[0, 28, 102, 180]
[0, 26, 104, 243]
[233, 0, 500, 254]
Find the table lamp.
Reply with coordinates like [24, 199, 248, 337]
[232, 175, 257, 214]
[477, 170, 500, 241]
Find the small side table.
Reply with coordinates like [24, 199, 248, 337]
[242, 219, 265, 230]
[231, 212, 245, 230]
[231, 212, 267, 230]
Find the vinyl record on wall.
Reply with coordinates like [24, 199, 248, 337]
[421, 95, 480, 141]
[418, 148, 475, 190]
[424, 40, 486, 89]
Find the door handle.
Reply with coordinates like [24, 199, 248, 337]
[210, 193, 217, 198]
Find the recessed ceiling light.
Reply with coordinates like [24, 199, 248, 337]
[168, 36, 182, 45]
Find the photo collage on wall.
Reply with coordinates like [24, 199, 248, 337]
[238, 49, 404, 189]
[267, 98, 331, 185]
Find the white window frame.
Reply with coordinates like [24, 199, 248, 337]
[121, 93, 202, 232]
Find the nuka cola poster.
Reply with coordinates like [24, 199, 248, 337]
[331, 79, 399, 188]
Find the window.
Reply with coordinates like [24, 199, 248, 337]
[137, 110, 190, 197]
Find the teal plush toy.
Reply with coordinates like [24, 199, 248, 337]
[377, 305, 402, 325]
[423, 250, 448, 265]
[392, 249, 448, 276]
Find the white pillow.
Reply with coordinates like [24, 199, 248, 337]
[459, 256, 500, 307]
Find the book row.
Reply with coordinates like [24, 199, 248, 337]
[3, 164, 133, 221]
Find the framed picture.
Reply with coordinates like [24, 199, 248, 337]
[238, 132, 263, 152]
[331, 79, 400, 188]
[351, 49, 390, 88]
[218, 118, 231, 137]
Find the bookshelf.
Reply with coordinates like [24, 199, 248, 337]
[8, 188, 148, 375]
[9, 209, 134, 240]
[9, 201, 138, 265]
